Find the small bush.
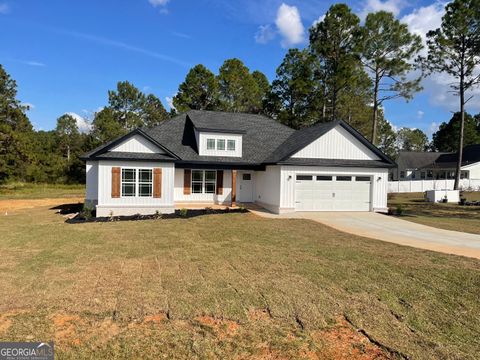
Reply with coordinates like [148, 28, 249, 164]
[153, 210, 163, 219]
[396, 204, 404, 216]
[179, 208, 188, 217]
[80, 203, 94, 220]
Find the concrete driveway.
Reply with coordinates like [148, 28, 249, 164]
[249, 209, 480, 260]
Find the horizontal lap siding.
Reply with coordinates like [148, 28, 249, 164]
[97, 160, 174, 207]
[280, 166, 388, 211]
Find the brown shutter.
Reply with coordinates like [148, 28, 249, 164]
[231, 170, 237, 206]
[111, 167, 120, 198]
[216, 170, 224, 195]
[183, 169, 191, 195]
[153, 168, 162, 198]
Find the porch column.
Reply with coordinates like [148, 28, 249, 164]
[231, 169, 237, 207]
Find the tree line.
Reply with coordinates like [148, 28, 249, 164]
[1, 0, 479, 186]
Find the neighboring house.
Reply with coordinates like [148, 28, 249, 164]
[390, 146, 480, 181]
[82, 110, 396, 217]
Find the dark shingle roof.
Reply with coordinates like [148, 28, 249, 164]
[145, 110, 295, 164]
[279, 158, 395, 168]
[83, 110, 395, 168]
[91, 152, 176, 161]
[395, 151, 449, 170]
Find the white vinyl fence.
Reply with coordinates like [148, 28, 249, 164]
[388, 179, 480, 193]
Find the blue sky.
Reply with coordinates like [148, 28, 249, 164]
[1, 0, 478, 136]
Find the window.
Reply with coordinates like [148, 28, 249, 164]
[192, 170, 216, 194]
[121, 168, 153, 197]
[400, 171, 405, 179]
[412, 172, 416, 179]
[227, 140, 236, 151]
[217, 139, 225, 150]
[421, 172, 426, 180]
[336, 176, 352, 181]
[122, 169, 136, 197]
[192, 170, 204, 194]
[296, 175, 312, 181]
[138, 169, 153, 197]
[317, 176, 332, 181]
[242, 173, 251, 181]
[356, 176, 371, 182]
[427, 170, 433, 178]
[207, 139, 216, 150]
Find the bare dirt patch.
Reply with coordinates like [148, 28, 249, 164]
[0, 197, 83, 213]
[312, 318, 390, 360]
[194, 315, 240, 339]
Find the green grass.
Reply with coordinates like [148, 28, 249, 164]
[0, 183, 85, 199]
[388, 192, 480, 234]
[0, 203, 479, 359]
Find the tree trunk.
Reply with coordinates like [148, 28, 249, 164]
[454, 75, 465, 190]
[67, 145, 70, 162]
[371, 74, 379, 145]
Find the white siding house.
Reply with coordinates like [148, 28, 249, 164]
[83, 111, 395, 217]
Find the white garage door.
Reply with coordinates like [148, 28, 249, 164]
[295, 175, 371, 211]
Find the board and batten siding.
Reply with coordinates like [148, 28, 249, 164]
[196, 131, 243, 157]
[96, 160, 175, 216]
[292, 126, 380, 160]
[85, 161, 99, 205]
[253, 166, 281, 212]
[462, 162, 480, 179]
[174, 168, 232, 204]
[279, 166, 389, 213]
[109, 134, 165, 154]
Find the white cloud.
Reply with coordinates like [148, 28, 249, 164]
[401, 1, 445, 49]
[312, 14, 325, 27]
[275, 3, 305, 47]
[165, 96, 175, 111]
[361, 0, 407, 18]
[254, 24, 276, 44]
[148, 0, 169, 6]
[171, 31, 191, 39]
[417, 110, 424, 119]
[0, 3, 9, 14]
[427, 121, 439, 137]
[23, 60, 45, 67]
[66, 112, 92, 133]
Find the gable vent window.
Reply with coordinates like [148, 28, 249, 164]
[227, 140, 236, 151]
[217, 139, 225, 151]
[207, 139, 216, 150]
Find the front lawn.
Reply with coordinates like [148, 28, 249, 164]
[388, 192, 480, 234]
[0, 183, 85, 200]
[0, 201, 479, 359]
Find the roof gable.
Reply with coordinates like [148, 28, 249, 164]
[110, 134, 165, 154]
[291, 125, 381, 161]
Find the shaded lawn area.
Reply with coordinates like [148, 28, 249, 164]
[0, 204, 479, 359]
[388, 192, 480, 235]
[0, 183, 85, 200]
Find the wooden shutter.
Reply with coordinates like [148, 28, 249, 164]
[153, 168, 162, 198]
[216, 170, 224, 195]
[111, 167, 120, 198]
[183, 169, 191, 195]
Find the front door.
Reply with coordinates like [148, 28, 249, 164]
[237, 171, 254, 202]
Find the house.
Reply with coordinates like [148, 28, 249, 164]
[390, 146, 480, 181]
[82, 110, 396, 217]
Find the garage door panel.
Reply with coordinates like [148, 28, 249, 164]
[295, 174, 371, 211]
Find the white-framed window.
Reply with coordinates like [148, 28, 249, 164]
[207, 138, 216, 150]
[191, 170, 216, 194]
[227, 140, 236, 151]
[138, 169, 153, 197]
[121, 168, 136, 197]
[217, 139, 225, 150]
[121, 168, 153, 198]
[400, 171, 405, 179]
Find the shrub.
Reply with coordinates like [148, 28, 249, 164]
[154, 210, 163, 219]
[396, 204, 404, 216]
[81, 203, 94, 220]
[179, 208, 188, 217]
